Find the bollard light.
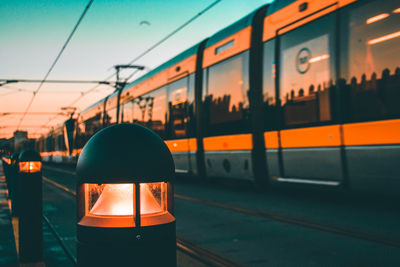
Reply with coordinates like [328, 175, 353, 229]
[17, 150, 43, 264]
[76, 124, 176, 267]
[8, 152, 20, 215]
[79, 181, 173, 228]
[19, 161, 42, 173]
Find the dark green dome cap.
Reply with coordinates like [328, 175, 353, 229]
[76, 124, 175, 184]
[18, 150, 41, 162]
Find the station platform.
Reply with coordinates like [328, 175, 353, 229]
[0, 165, 207, 267]
[0, 166, 74, 267]
[0, 170, 18, 267]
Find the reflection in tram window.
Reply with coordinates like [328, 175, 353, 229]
[340, 0, 400, 122]
[141, 88, 167, 138]
[280, 15, 335, 127]
[263, 40, 278, 130]
[167, 77, 189, 139]
[104, 107, 117, 126]
[120, 100, 134, 124]
[75, 112, 103, 149]
[203, 52, 250, 136]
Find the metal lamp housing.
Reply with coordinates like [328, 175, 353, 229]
[76, 124, 176, 267]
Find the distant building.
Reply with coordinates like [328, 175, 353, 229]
[0, 138, 11, 153]
[13, 130, 28, 152]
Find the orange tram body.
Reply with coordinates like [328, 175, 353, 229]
[36, 0, 400, 192]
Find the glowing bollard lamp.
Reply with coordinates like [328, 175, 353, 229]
[9, 152, 20, 216]
[2, 154, 11, 189]
[76, 124, 176, 267]
[17, 149, 43, 264]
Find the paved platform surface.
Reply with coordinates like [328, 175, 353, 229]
[43, 163, 400, 266]
[0, 164, 74, 267]
[1, 163, 208, 267]
[0, 168, 18, 267]
[4, 161, 400, 266]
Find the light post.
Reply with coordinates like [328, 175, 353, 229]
[76, 123, 176, 267]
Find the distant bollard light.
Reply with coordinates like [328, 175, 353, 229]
[17, 150, 43, 264]
[9, 152, 20, 215]
[1, 155, 11, 186]
[76, 124, 176, 267]
[19, 161, 42, 173]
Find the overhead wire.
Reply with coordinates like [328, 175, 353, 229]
[123, 0, 221, 83]
[67, 0, 221, 107]
[32, 0, 222, 136]
[16, 0, 94, 130]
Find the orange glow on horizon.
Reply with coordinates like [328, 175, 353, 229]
[368, 31, 400, 45]
[88, 183, 164, 216]
[393, 8, 400, 13]
[366, 13, 389, 24]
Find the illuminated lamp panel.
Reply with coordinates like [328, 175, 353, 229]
[86, 182, 167, 217]
[19, 161, 42, 173]
[366, 13, 389, 24]
[203, 26, 251, 68]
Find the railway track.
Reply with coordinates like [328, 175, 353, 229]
[42, 166, 400, 250]
[174, 193, 400, 249]
[42, 175, 243, 267]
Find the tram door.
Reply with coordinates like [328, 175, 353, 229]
[167, 75, 195, 175]
[276, 5, 344, 185]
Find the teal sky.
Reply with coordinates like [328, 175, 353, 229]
[0, 0, 271, 138]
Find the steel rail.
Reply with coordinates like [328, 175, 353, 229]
[42, 214, 77, 265]
[174, 193, 400, 249]
[42, 174, 242, 267]
[42, 165, 400, 249]
[176, 236, 243, 267]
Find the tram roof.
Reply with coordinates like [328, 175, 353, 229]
[205, 8, 259, 49]
[266, 0, 297, 16]
[108, 89, 119, 99]
[80, 97, 106, 115]
[122, 42, 202, 92]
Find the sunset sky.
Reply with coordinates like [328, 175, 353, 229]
[0, 0, 270, 139]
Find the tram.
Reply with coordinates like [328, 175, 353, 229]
[37, 0, 400, 191]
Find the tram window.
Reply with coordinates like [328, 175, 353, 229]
[340, 0, 400, 122]
[131, 97, 146, 126]
[187, 74, 196, 138]
[203, 51, 250, 136]
[120, 100, 134, 124]
[142, 87, 167, 138]
[74, 122, 86, 149]
[104, 107, 117, 126]
[280, 15, 335, 127]
[262, 39, 278, 130]
[56, 133, 65, 151]
[166, 75, 194, 139]
[46, 135, 54, 152]
[75, 113, 103, 149]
